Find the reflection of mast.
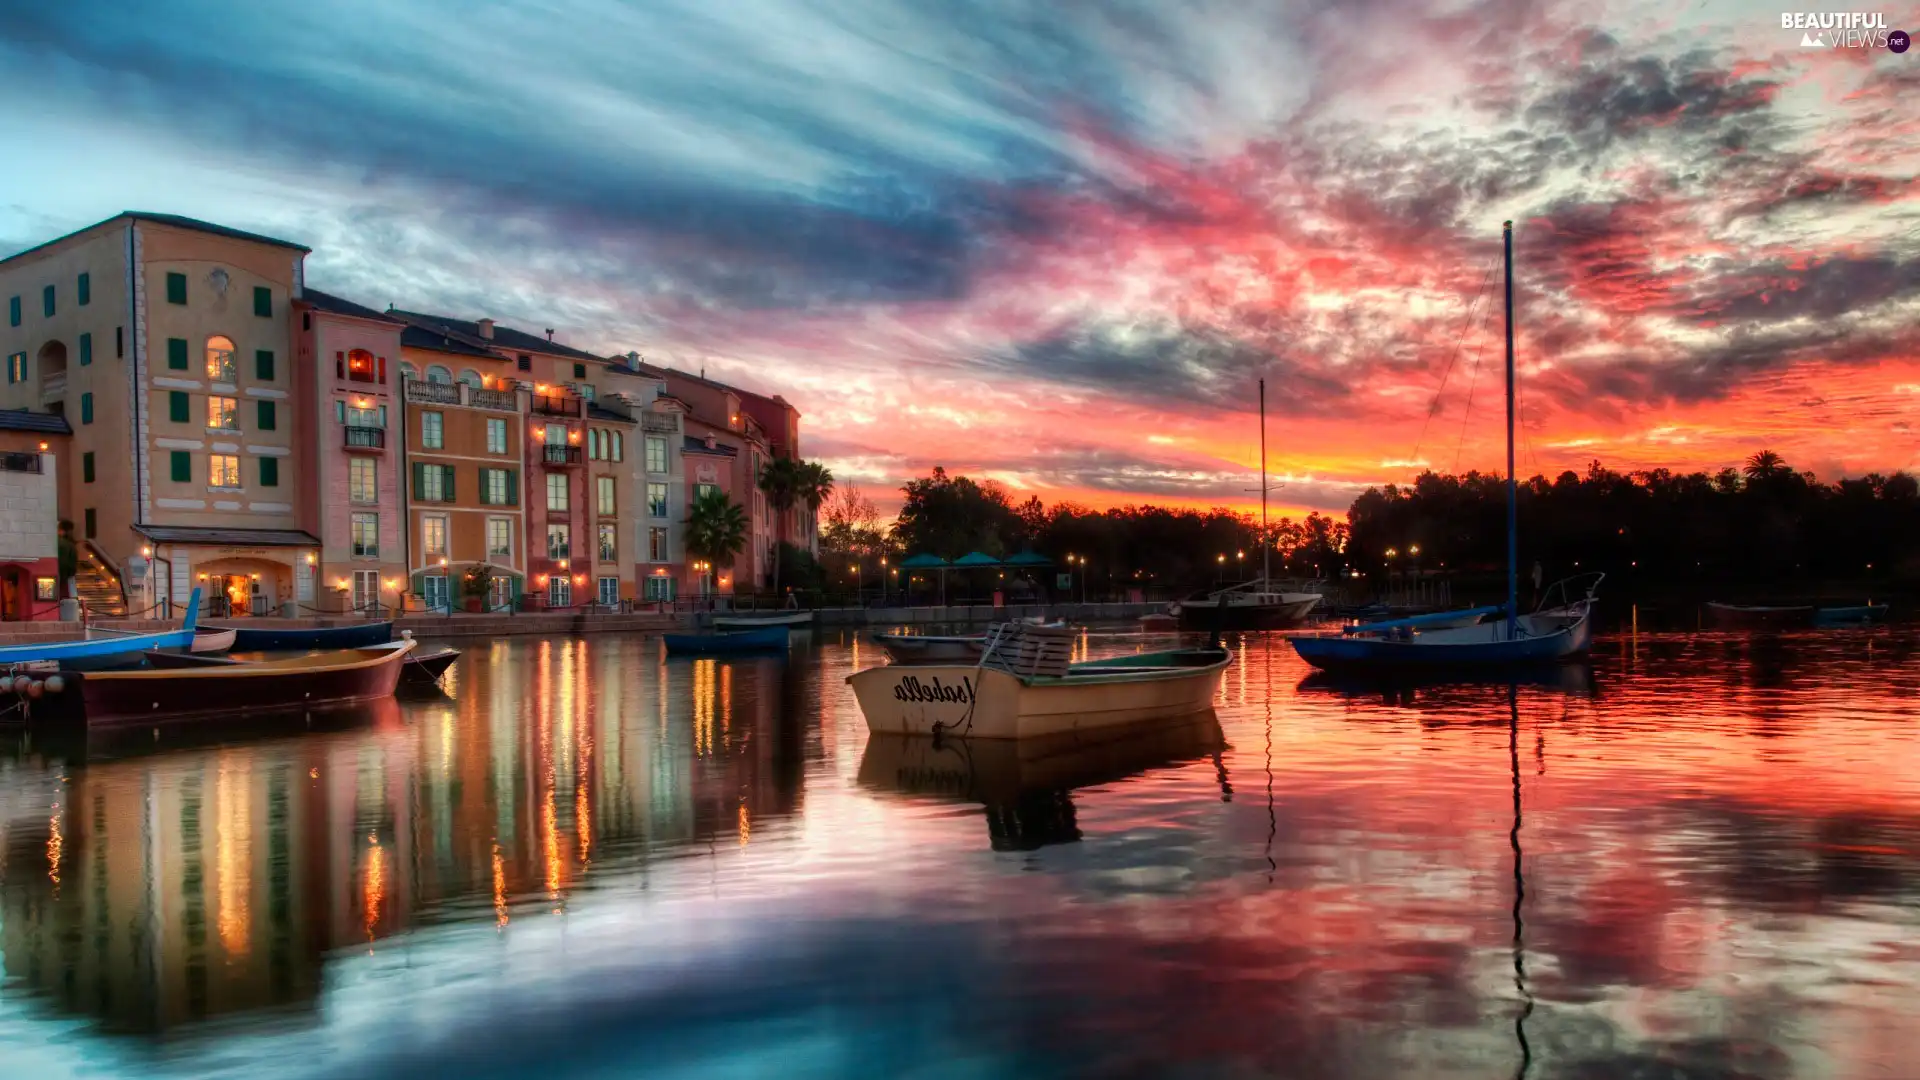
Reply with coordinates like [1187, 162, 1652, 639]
[1264, 637, 1276, 883]
[1509, 682, 1533, 1080]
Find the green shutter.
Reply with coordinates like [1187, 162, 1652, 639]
[574, 363, 586, 378]
[7, 296, 18, 326]
[260, 457, 279, 487]
[257, 400, 277, 430]
[253, 286, 272, 317]
[168, 391, 188, 423]
[80, 393, 93, 424]
[82, 452, 95, 483]
[443, 465, 456, 502]
[255, 349, 274, 380]
[79, 332, 92, 366]
[170, 451, 191, 483]
[42, 285, 55, 318]
[506, 469, 518, 505]
[84, 509, 95, 539]
[166, 272, 187, 305]
[77, 272, 90, 307]
[412, 462, 426, 500]
[167, 337, 188, 369]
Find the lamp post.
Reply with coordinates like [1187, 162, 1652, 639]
[879, 555, 888, 605]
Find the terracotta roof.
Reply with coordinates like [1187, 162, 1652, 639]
[394, 319, 502, 360]
[2, 211, 310, 268]
[302, 287, 403, 325]
[588, 403, 637, 424]
[0, 409, 72, 435]
[134, 525, 321, 547]
[390, 310, 606, 364]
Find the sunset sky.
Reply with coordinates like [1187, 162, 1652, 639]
[3, 0, 1917, 519]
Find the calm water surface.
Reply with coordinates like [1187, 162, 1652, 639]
[2, 626, 1918, 1079]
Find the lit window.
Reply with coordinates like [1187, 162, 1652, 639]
[208, 395, 238, 430]
[486, 518, 512, 557]
[485, 469, 512, 506]
[649, 526, 669, 562]
[597, 476, 615, 515]
[547, 473, 568, 511]
[598, 523, 616, 562]
[209, 454, 242, 488]
[205, 336, 236, 382]
[645, 436, 667, 473]
[486, 417, 507, 454]
[350, 457, 377, 503]
[422, 515, 448, 557]
[647, 482, 669, 518]
[421, 411, 443, 449]
[347, 348, 377, 383]
[547, 523, 571, 559]
[352, 513, 379, 557]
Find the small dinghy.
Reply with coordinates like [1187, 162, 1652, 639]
[711, 611, 813, 631]
[1704, 602, 1815, 630]
[663, 626, 791, 655]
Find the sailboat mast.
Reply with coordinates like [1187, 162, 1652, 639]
[1503, 221, 1518, 641]
[1259, 378, 1270, 585]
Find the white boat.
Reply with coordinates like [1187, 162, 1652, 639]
[870, 618, 1067, 665]
[712, 611, 814, 630]
[848, 622, 1230, 739]
[1173, 582, 1322, 630]
[189, 627, 237, 654]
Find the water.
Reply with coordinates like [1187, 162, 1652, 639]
[1, 626, 1917, 1079]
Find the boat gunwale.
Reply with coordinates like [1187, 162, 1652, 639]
[86, 641, 416, 681]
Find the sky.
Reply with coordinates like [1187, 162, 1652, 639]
[2, 0, 1917, 520]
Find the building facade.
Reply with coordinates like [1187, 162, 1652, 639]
[0, 412, 69, 619]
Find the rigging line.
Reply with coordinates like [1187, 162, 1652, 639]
[1411, 259, 1499, 466]
[1450, 301, 1495, 473]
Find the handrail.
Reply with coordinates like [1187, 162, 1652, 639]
[1534, 571, 1606, 613]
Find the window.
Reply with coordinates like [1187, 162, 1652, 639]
[644, 575, 675, 601]
[7, 296, 18, 326]
[347, 349, 377, 383]
[414, 463, 454, 502]
[483, 468, 517, 506]
[573, 363, 587, 379]
[458, 369, 482, 389]
[487, 517, 512, 558]
[116, 326, 123, 358]
[648, 526, 669, 562]
[647, 482, 669, 518]
[487, 418, 507, 454]
[168, 391, 189, 423]
[209, 454, 242, 488]
[77, 273, 90, 307]
[353, 570, 379, 610]
[489, 575, 513, 611]
[421, 411, 443, 449]
[259, 456, 279, 487]
[80, 393, 93, 424]
[257, 400, 276, 430]
[598, 576, 619, 606]
[426, 364, 452, 384]
[82, 452, 94, 483]
[587, 429, 600, 460]
[79, 332, 91, 366]
[610, 432, 623, 462]
[422, 515, 448, 557]
[546, 424, 568, 446]
[597, 476, 616, 516]
[255, 350, 275, 381]
[167, 337, 188, 369]
[6, 353, 25, 383]
[42, 285, 54, 317]
[548, 575, 571, 607]
[546, 473, 569, 511]
[352, 513, 379, 557]
[253, 286, 272, 317]
[346, 403, 380, 429]
[516, 354, 531, 372]
[598, 523, 617, 562]
[170, 451, 191, 483]
[208, 395, 238, 430]
[350, 457, 377, 503]
[34, 577, 56, 602]
[206, 336, 236, 382]
[400, 362, 417, 382]
[424, 573, 450, 612]
[166, 272, 187, 305]
[696, 482, 719, 501]
[645, 436, 668, 473]
[547, 523, 571, 559]
[84, 509, 95, 538]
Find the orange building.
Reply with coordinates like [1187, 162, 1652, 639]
[0, 410, 70, 619]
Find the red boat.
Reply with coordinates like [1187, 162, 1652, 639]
[1704, 602, 1816, 630]
[78, 640, 415, 725]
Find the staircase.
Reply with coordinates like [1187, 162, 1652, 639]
[75, 544, 126, 616]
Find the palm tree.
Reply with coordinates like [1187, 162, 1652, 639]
[796, 460, 835, 541]
[758, 457, 803, 597]
[685, 488, 748, 598]
[1743, 450, 1790, 484]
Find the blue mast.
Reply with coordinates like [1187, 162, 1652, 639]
[1503, 220, 1518, 642]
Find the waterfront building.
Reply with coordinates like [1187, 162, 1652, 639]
[0, 410, 69, 618]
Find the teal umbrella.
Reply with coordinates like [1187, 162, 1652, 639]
[1002, 550, 1052, 567]
[950, 552, 1001, 567]
[898, 552, 949, 604]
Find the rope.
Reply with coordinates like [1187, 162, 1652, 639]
[1452, 326, 1492, 474]
[1411, 258, 1499, 468]
[930, 621, 1017, 740]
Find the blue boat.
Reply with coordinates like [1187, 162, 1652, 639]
[1814, 604, 1889, 625]
[662, 626, 790, 655]
[1291, 222, 1600, 673]
[208, 620, 395, 652]
[0, 588, 202, 670]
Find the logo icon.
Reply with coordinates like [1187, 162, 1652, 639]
[1892, 29, 1911, 52]
[1801, 31, 1827, 46]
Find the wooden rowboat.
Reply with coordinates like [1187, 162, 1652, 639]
[1704, 602, 1815, 630]
[870, 620, 1067, 664]
[189, 627, 236, 654]
[204, 620, 395, 651]
[712, 611, 813, 630]
[79, 639, 415, 725]
[147, 642, 461, 687]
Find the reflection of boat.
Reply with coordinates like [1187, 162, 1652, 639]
[663, 626, 790, 654]
[189, 627, 236, 654]
[1298, 661, 1596, 701]
[78, 639, 415, 724]
[1138, 613, 1178, 631]
[1705, 602, 1815, 630]
[857, 713, 1227, 850]
[1813, 604, 1888, 626]
[712, 611, 814, 630]
[206, 619, 395, 651]
[1292, 226, 1598, 673]
[0, 588, 202, 669]
[848, 623, 1230, 739]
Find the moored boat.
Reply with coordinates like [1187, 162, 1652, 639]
[1704, 602, 1815, 630]
[206, 619, 395, 651]
[870, 619, 1068, 664]
[0, 588, 203, 670]
[189, 627, 236, 654]
[711, 611, 814, 630]
[1814, 603, 1889, 625]
[1138, 612, 1178, 631]
[663, 626, 790, 655]
[401, 646, 461, 685]
[78, 638, 415, 725]
[1172, 581, 1321, 630]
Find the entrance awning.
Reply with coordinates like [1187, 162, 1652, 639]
[134, 525, 322, 547]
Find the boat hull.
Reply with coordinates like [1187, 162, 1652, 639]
[210, 621, 396, 651]
[401, 647, 460, 685]
[663, 626, 790, 654]
[712, 612, 813, 630]
[1704, 603, 1815, 630]
[1812, 604, 1888, 626]
[189, 628, 237, 654]
[1290, 612, 1593, 671]
[847, 648, 1230, 739]
[871, 632, 984, 664]
[1175, 595, 1319, 630]
[78, 641, 413, 725]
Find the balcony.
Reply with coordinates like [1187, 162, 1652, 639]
[470, 387, 518, 412]
[543, 444, 584, 467]
[533, 395, 581, 418]
[39, 372, 66, 405]
[0, 451, 43, 474]
[641, 413, 679, 434]
[405, 379, 460, 405]
[344, 425, 386, 451]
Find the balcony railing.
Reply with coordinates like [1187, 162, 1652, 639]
[543, 444, 583, 466]
[352, 542, 379, 558]
[39, 372, 66, 405]
[641, 413, 680, 434]
[470, 387, 518, 412]
[533, 395, 581, 417]
[547, 545, 572, 561]
[405, 379, 461, 405]
[344, 425, 386, 450]
[0, 451, 43, 474]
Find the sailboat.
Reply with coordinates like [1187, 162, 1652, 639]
[1172, 379, 1324, 630]
[1290, 222, 1600, 671]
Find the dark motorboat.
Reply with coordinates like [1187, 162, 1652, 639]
[203, 620, 396, 651]
[1704, 602, 1815, 630]
[662, 626, 790, 655]
[79, 639, 415, 725]
[1814, 604, 1889, 626]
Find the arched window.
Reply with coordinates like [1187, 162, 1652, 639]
[400, 362, 418, 383]
[426, 364, 452, 384]
[206, 335, 236, 382]
[346, 348, 377, 383]
[459, 369, 483, 389]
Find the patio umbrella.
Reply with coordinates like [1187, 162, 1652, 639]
[899, 553, 950, 605]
